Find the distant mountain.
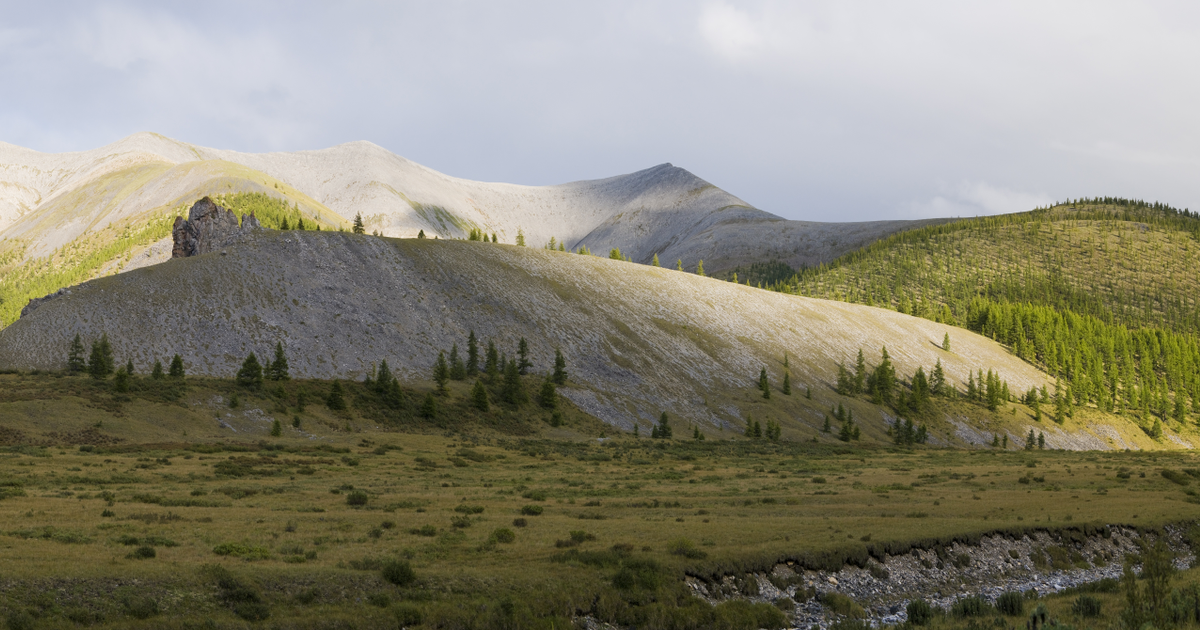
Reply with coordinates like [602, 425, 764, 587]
[0, 132, 942, 327]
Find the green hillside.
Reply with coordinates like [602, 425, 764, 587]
[738, 199, 1200, 434]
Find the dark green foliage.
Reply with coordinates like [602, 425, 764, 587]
[326, 380, 347, 411]
[373, 360, 392, 393]
[114, 367, 129, 393]
[782, 370, 791, 395]
[381, 559, 416, 586]
[745, 417, 762, 439]
[907, 599, 934, 625]
[759, 367, 770, 399]
[383, 377, 405, 410]
[67, 334, 86, 373]
[996, 591, 1025, 616]
[352, 212, 365, 234]
[150, 359, 164, 380]
[419, 392, 437, 418]
[433, 351, 449, 396]
[88, 333, 114, 380]
[651, 412, 672, 439]
[893, 418, 928, 446]
[930, 359, 946, 395]
[270, 419, 282, 437]
[484, 340, 499, 382]
[417, 229, 426, 239]
[449, 343, 466, 380]
[471, 380, 489, 411]
[236, 353, 263, 389]
[267, 341, 289, 381]
[394, 605, 423, 627]
[943, 332, 951, 352]
[854, 349, 866, 394]
[553, 348, 567, 384]
[467, 330, 479, 376]
[517, 338, 532, 374]
[168, 354, 185, 379]
[538, 376, 557, 409]
[869, 346, 895, 407]
[207, 565, 269, 622]
[502, 359, 527, 405]
[123, 595, 160, 619]
[5, 610, 34, 630]
[346, 490, 369, 506]
[764, 419, 781, 441]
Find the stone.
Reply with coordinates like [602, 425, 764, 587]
[171, 197, 260, 258]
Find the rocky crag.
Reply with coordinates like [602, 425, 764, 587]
[171, 197, 261, 258]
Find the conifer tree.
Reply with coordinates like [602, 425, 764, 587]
[609, 248, 622, 260]
[656, 412, 672, 439]
[693, 425, 704, 441]
[433, 351, 450, 396]
[327, 380, 347, 410]
[1173, 393, 1187, 423]
[151, 359, 164, 380]
[911, 367, 930, 412]
[517, 338, 532, 375]
[376, 360, 393, 394]
[502, 359, 526, 405]
[237, 353, 264, 389]
[930, 359, 946, 396]
[467, 331, 479, 377]
[67, 334, 86, 373]
[676, 259, 683, 271]
[169, 354, 185, 379]
[943, 332, 951, 352]
[125, 358, 135, 376]
[871, 347, 895, 407]
[652, 254, 660, 267]
[822, 415, 831, 433]
[782, 371, 791, 395]
[491, 233, 497, 243]
[418, 229, 426, 239]
[783, 351, 789, 368]
[552, 348, 567, 385]
[353, 213, 365, 234]
[268, 341, 290, 381]
[88, 334, 114, 380]
[806, 386, 812, 399]
[449, 344, 466, 380]
[836, 363, 853, 395]
[384, 378, 405, 410]
[516, 229, 525, 246]
[696, 260, 705, 276]
[420, 392, 437, 418]
[485, 341, 499, 382]
[270, 419, 283, 437]
[538, 375, 557, 409]
[471, 380, 489, 412]
[1026, 428, 1036, 450]
[1038, 431, 1046, 449]
[759, 367, 770, 399]
[854, 349, 866, 394]
[114, 366, 129, 393]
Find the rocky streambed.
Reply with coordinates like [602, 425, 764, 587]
[687, 524, 1196, 628]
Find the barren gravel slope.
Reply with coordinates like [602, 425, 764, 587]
[0, 232, 1046, 431]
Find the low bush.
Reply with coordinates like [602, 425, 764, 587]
[667, 537, 708, 559]
[520, 504, 544, 515]
[997, 591, 1024, 616]
[345, 489, 369, 506]
[906, 599, 934, 626]
[821, 592, 865, 618]
[394, 605, 423, 626]
[381, 559, 417, 586]
[1072, 595, 1102, 617]
[491, 528, 516, 544]
[951, 596, 992, 618]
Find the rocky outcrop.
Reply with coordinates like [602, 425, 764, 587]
[20, 287, 70, 319]
[171, 197, 260, 258]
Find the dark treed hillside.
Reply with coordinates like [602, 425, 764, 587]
[751, 199, 1200, 432]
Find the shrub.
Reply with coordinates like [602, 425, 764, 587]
[450, 516, 472, 528]
[820, 592, 866, 618]
[409, 524, 437, 537]
[212, 543, 271, 560]
[512, 518, 528, 527]
[123, 596, 159, 619]
[131, 545, 156, 559]
[5, 611, 34, 630]
[381, 559, 417, 586]
[491, 528, 516, 544]
[233, 602, 271, 622]
[367, 593, 390, 608]
[1072, 595, 1102, 617]
[667, 537, 708, 559]
[996, 591, 1024, 616]
[951, 596, 992, 618]
[906, 599, 934, 625]
[454, 504, 484, 514]
[345, 490, 369, 506]
[394, 605, 423, 627]
[520, 505, 544, 516]
[712, 599, 788, 629]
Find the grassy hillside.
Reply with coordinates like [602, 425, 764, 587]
[736, 200, 1200, 440]
[0, 372, 1198, 628]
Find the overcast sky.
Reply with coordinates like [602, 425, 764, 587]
[2, 1, 1199, 221]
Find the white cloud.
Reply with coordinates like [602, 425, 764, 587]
[907, 182, 1052, 219]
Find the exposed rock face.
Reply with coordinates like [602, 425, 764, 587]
[20, 287, 70, 319]
[171, 197, 260, 258]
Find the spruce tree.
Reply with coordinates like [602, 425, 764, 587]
[696, 260, 705, 276]
[676, 259, 683, 271]
[854, 349, 866, 394]
[420, 392, 437, 418]
[759, 367, 770, 399]
[151, 359, 164, 380]
[836, 363, 853, 395]
[517, 338, 532, 375]
[471, 380, 489, 411]
[930, 359, 946, 396]
[806, 386, 812, 399]
[693, 425, 704, 441]
[1026, 428, 1036, 450]
[125, 358, 135, 376]
[1038, 431, 1046, 449]
[822, 415, 831, 432]
[384, 378, 405, 410]
[268, 341, 290, 381]
[943, 332, 951, 352]
[502, 359, 526, 405]
[433, 351, 450, 396]
[485, 341, 499, 382]
[449, 344, 466, 380]
[538, 376, 557, 409]
[656, 412, 672, 439]
[270, 419, 282, 437]
[516, 229, 526, 246]
[782, 371, 791, 395]
[88, 334, 114, 380]
[352, 213, 365, 234]
[871, 347, 895, 407]
[652, 254, 660, 267]
[327, 380, 347, 411]
[376, 360, 393, 394]
[467, 330, 479, 377]
[67, 334, 86, 373]
[237, 353, 264, 389]
[114, 367, 130, 393]
[169, 354, 185, 379]
[418, 229, 426, 239]
[552, 348, 567, 385]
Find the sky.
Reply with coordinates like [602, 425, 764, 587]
[2, 1, 1200, 221]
